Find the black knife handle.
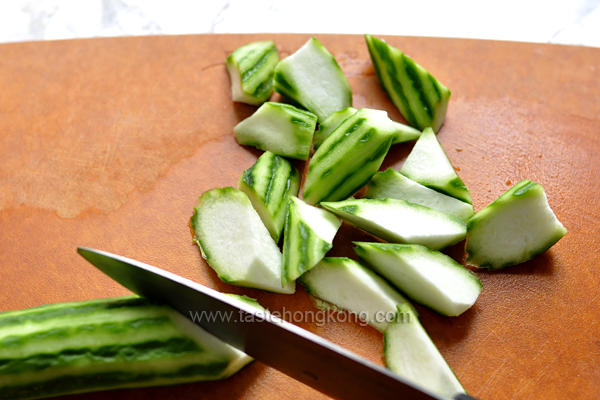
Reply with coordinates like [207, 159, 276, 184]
[454, 394, 480, 400]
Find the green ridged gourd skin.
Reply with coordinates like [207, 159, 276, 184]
[302, 108, 395, 205]
[364, 168, 474, 222]
[466, 179, 567, 270]
[225, 40, 280, 105]
[384, 304, 466, 397]
[400, 127, 472, 204]
[365, 34, 451, 133]
[354, 242, 482, 316]
[227, 294, 265, 310]
[314, 107, 421, 150]
[313, 107, 358, 150]
[390, 120, 422, 145]
[234, 102, 317, 160]
[238, 151, 301, 243]
[282, 196, 341, 286]
[273, 37, 352, 122]
[321, 198, 467, 251]
[0, 296, 253, 400]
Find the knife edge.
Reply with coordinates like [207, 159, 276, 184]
[77, 246, 458, 400]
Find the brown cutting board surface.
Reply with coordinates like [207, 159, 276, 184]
[1, 34, 599, 400]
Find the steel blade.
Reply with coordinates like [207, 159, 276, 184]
[77, 247, 462, 400]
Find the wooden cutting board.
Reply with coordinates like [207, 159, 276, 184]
[1, 33, 599, 400]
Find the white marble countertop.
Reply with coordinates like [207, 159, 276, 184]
[0, 0, 599, 47]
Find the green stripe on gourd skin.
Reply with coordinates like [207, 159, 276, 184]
[0, 302, 189, 348]
[466, 180, 567, 270]
[383, 304, 466, 397]
[0, 363, 231, 400]
[302, 108, 395, 205]
[241, 47, 276, 83]
[364, 168, 474, 222]
[365, 34, 451, 133]
[321, 197, 467, 251]
[226, 40, 279, 105]
[313, 107, 357, 150]
[273, 72, 298, 98]
[367, 37, 417, 128]
[225, 294, 266, 311]
[1, 335, 198, 375]
[338, 205, 358, 214]
[404, 58, 434, 121]
[242, 48, 277, 99]
[273, 37, 352, 122]
[291, 117, 312, 128]
[0, 295, 254, 400]
[354, 242, 482, 317]
[400, 127, 472, 204]
[282, 197, 341, 286]
[238, 151, 300, 243]
[1, 316, 173, 352]
[288, 220, 313, 282]
[191, 187, 295, 294]
[360, 128, 375, 142]
[0, 296, 150, 329]
[311, 117, 367, 166]
[234, 102, 317, 160]
[368, 138, 391, 161]
[266, 154, 281, 205]
[315, 107, 421, 150]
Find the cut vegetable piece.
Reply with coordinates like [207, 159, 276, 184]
[190, 187, 294, 294]
[354, 242, 482, 316]
[321, 198, 466, 251]
[313, 107, 357, 150]
[466, 179, 567, 270]
[238, 151, 301, 243]
[0, 296, 254, 400]
[226, 40, 279, 105]
[300, 257, 412, 332]
[314, 107, 421, 149]
[365, 34, 451, 133]
[400, 127, 472, 204]
[273, 37, 352, 122]
[364, 168, 474, 221]
[302, 108, 395, 205]
[384, 304, 466, 397]
[282, 196, 341, 286]
[390, 120, 422, 145]
[234, 102, 317, 160]
[225, 293, 266, 311]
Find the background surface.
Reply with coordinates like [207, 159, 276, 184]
[1, 32, 599, 399]
[1, 1, 600, 399]
[1, 0, 600, 47]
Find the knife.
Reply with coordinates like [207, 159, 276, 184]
[77, 247, 478, 400]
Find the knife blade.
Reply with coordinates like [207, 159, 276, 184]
[77, 247, 477, 400]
